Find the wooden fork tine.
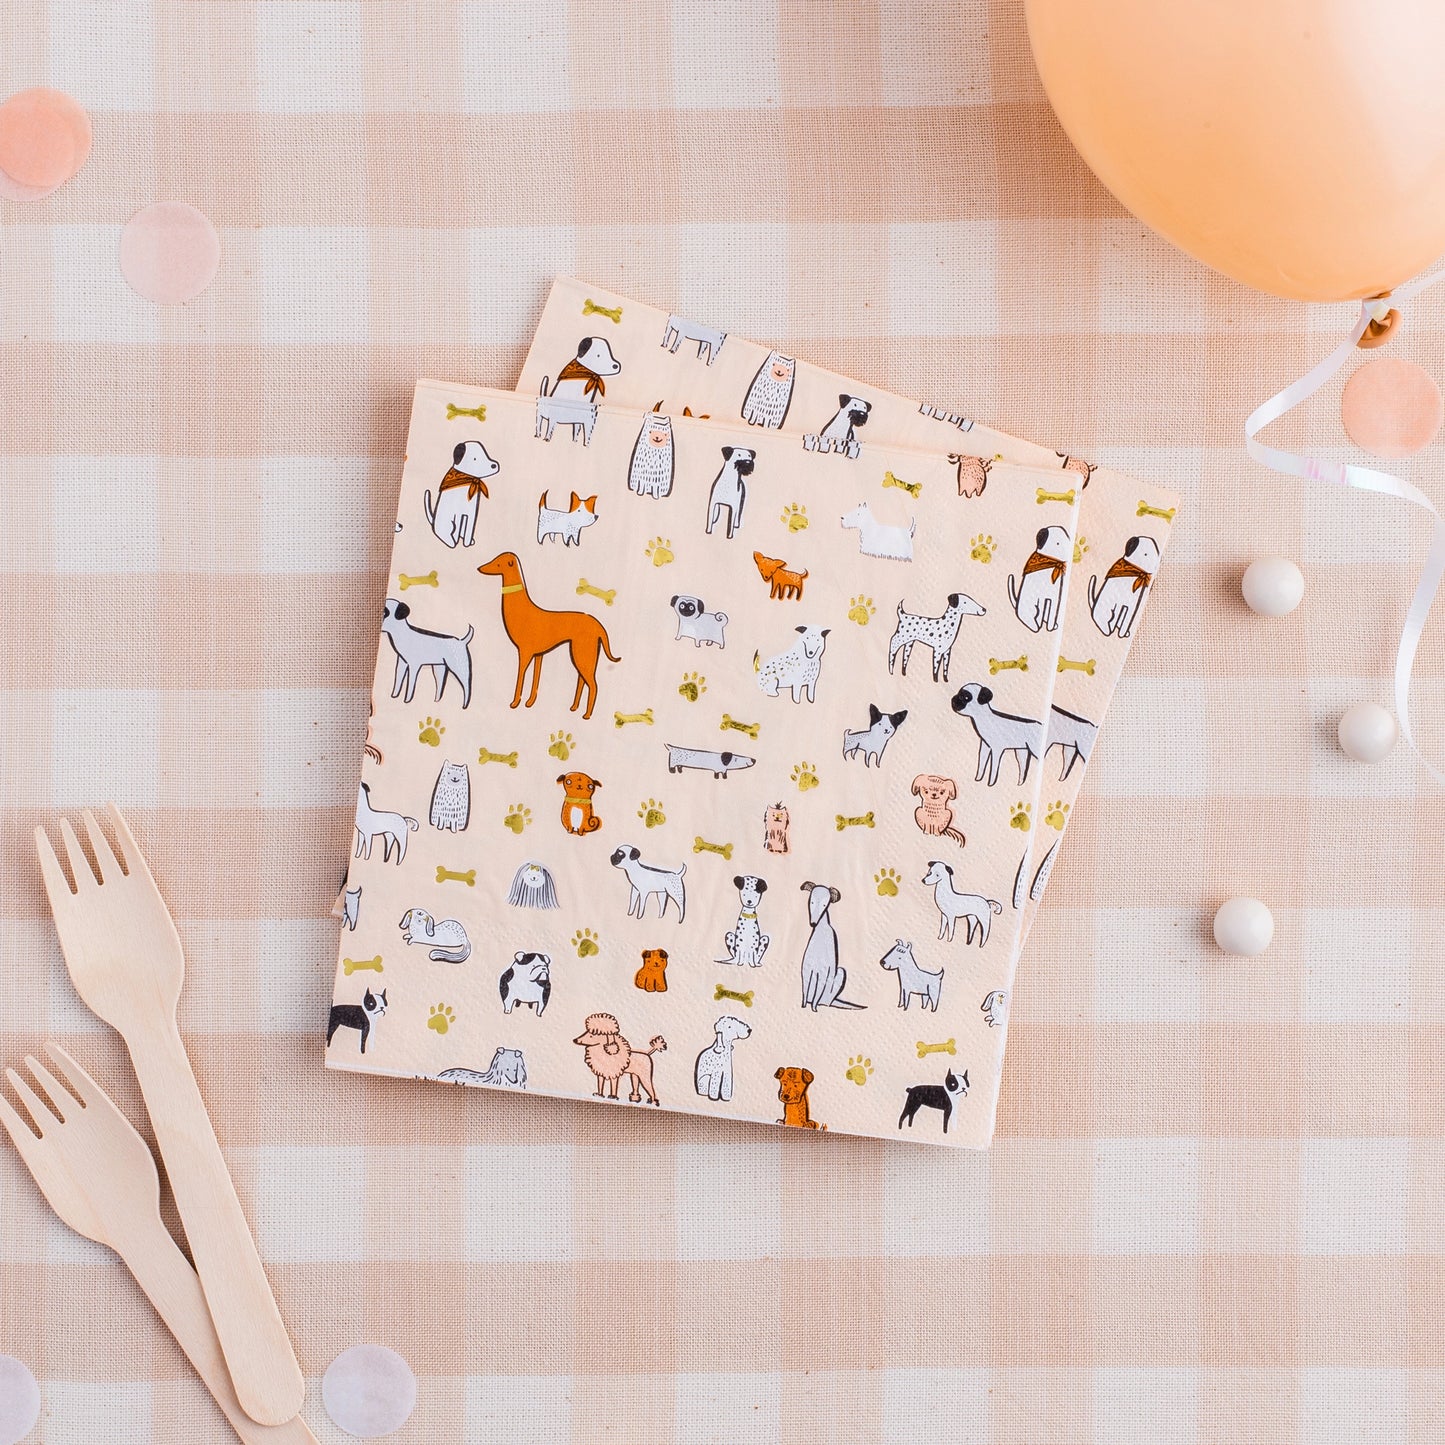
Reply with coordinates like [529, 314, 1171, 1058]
[4, 1067, 57, 1135]
[105, 803, 149, 881]
[33, 825, 76, 905]
[57, 817, 97, 891]
[23, 1054, 77, 1120]
[0, 1091, 39, 1158]
[43, 1043, 105, 1109]
[79, 809, 117, 884]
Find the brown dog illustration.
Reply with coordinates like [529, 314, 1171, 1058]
[763, 801, 791, 855]
[775, 1066, 825, 1130]
[1058, 452, 1096, 488]
[557, 771, 602, 835]
[634, 947, 669, 992]
[478, 551, 620, 720]
[949, 453, 992, 498]
[753, 551, 808, 601]
[911, 773, 964, 846]
[574, 1013, 667, 1104]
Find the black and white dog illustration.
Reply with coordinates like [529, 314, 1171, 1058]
[429, 760, 471, 832]
[804, 394, 871, 457]
[423, 440, 498, 548]
[694, 1015, 751, 1101]
[898, 1069, 968, 1134]
[327, 987, 387, 1054]
[1008, 524, 1071, 633]
[436, 1047, 528, 1089]
[662, 313, 726, 364]
[1045, 704, 1098, 780]
[950, 683, 1044, 786]
[664, 743, 755, 778]
[610, 844, 687, 922]
[535, 336, 620, 444]
[627, 412, 675, 498]
[354, 782, 418, 864]
[399, 907, 471, 963]
[842, 704, 908, 766]
[922, 860, 1002, 946]
[981, 990, 1008, 1027]
[888, 593, 986, 682]
[879, 939, 943, 1011]
[741, 350, 796, 427]
[499, 952, 551, 1016]
[704, 446, 756, 539]
[341, 885, 361, 931]
[1088, 535, 1160, 638]
[799, 881, 865, 1011]
[756, 624, 830, 703]
[672, 594, 729, 649]
[717, 874, 770, 968]
[506, 860, 560, 910]
[380, 598, 473, 707]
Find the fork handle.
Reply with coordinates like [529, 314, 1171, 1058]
[119, 1215, 318, 1444]
[127, 1021, 305, 1426]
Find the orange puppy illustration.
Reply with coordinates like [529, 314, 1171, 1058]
[911, 773, 964, 846]
[774, 1065, 826, 1129]
[478, 551, 620, 720]
[634, 947, 669, 992]
[753, 551, 809, 601]
[557, 771, 602, 834]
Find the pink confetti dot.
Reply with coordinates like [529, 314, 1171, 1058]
[0, 1355, 42, 1445]
[0, 167, 62, 203]
[118, 202, 221, 305]
[1341, 356, 1443, 459]
[0, 87, 91, 189]
[322, 1344, 417, 1439]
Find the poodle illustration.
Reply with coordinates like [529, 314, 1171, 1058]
[556, 771, 603, 834]
[424, 440, 498, 548]
[741, 350, 796, 427]
[354, 782, 418, 864]
[694, 1016, 751, 1101]
[798, 882, 865, 1011]
[477, 552, 620, 721]
[775, 1066, 825, 1129]
[573, 1013, 667, 1104]
[1008, 525, 1071, 633]
[1088, 535, 1160, 638]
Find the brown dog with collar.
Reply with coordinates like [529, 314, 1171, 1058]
[557, 771, 602, 835]
[775, 1066, 826, 1130]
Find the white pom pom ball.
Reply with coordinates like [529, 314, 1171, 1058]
[1212, 897, 1274, 957]
[1337, 701, 1398, 763]
[1241, 557, 1305, 616]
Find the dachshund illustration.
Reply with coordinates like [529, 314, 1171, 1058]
[775, 1066, 825, 1130]
[911, 774, 964, 846]
[556, 771, 602, 834]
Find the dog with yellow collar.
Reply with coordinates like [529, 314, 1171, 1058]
[717, 873, 770, 968]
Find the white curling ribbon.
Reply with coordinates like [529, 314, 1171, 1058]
[1245, 269, 1445, 783]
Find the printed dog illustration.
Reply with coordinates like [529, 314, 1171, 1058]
[775, 1066, 825, 1129]
[429, 760, 470, 832]
[506, 860, 560, 909]
[898, 1069, 968, 1134]
[799, 882, 865, 1011]
[950, 452, 991, 497]
[498, 951, 551, 1016]
[354, 782, 418, 864]
[843, 703, 908, 767]
[805, 394, 871, 457]
[718, 874, 770, 968]
[424, 440, 498, 548]
[1045, 704, 1098, 781]
[705, 446, 756, 538]
[888, 592, 985, 682]
[756, 625, 830, 703]
[1088, 535, 1160, 638]
[610, 844, 688, 922]
[534, 336, 620, 444]
[556, 771, 602, 835]
[695, 1015, 751, 1101]
[840, 501, 915, 561]
[950, 683, 1045, 786]
[634, 947, 670, 992]
[537, 489, 599, 547]
[664, 743, 755, 778]
[436, 1047, 528, 1090]
[574, 1012, 667, 1104]
[478, 552, 620, 720]
[763, 802, 791, 855]
[981, 990, 1008, 1027]
[879, 939, 943, 1011]
[922, 860, 1002, 946]
[342, 885, 361, 931]
[1008, 524, 1071, 633]
[327, 987, 387, 1055]
[398, 907, 471, 963]
[381, 598, 473, 707]
[662, 312, 726, 364]
[911, 774, 964, 845]
[672, 594, 729, 649]
[627, 411, 675, 498]
[753, 551, 809, 600]
[741, 350, 796, 427]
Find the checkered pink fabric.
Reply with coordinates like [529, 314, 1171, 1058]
[1, 3, 1441, 1442]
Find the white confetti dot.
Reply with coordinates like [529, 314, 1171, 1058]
[1212, 897, 1274, 957]
[0, 1356, 41, 1445]
[322, 1344, 417, 1439]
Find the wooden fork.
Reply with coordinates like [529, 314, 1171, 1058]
[0, 1045, 317, 1444]
[34, 807, 305, 1427]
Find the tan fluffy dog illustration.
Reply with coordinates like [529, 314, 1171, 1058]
[634, 947, 669, 992]
[950, 453, 992, 497]
[912, 773, 964, 846]
[478, 551, 620, 720]
[556, 771, 602, 835]
[574, 1013, 667, 1104]
[775, 1066, 825, 1130]
[753, 551, 808, 600]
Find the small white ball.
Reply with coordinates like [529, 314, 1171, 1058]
[1337, 701, 1398, 762]
[1241, 557, 1305, 616]
[1212, 897, 1274, 957]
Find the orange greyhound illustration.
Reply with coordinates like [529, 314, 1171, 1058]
[478, 552, 620, 720]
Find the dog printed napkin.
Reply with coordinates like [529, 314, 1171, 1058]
[330, 380, 1081, 1148]
[518, 279, 1183, 947]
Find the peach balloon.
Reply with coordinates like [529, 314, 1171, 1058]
[1025, 0, 1445, 301]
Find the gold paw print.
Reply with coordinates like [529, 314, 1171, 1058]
[781, 503, 809, 532]
[418, 716, 445, 747]
[845, 1055, 873, 1086]
[791, 761, 819, 792]
[847, 595, 876, 626]
[678, 671, 707, 702]
[1009, 802, 1031, 832]
[874, 867, 900, 897]
[572, 927, 600, 958]
[970, 534, 995, 564]
[548, 730, 574, 761]
[645, 536, 674, 567]
[503, 803, 532, 834]
[1045, 800, 1070, 831]
[637, 797, 666, 829]
[427, 1003, 455, 1035]
[1073, 535, 1090, 564]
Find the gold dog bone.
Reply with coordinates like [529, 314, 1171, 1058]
[445, 402, 487, 421]
[835, 812, 876, 832]
[1137, 501, 1177, 522]
[916, 1038, 957, 1058]
[693, 836, 734, 859]
[577, 578, 616, 606]
[989, 654, 1028, 674]
[882, 469, 922, 498]
[614, 709, 654, 728]
[714, 984, 754, 1007]
[583, 298, 623, 323]
[477, 747, 518, 767]
[719, 713, 760, 739]
[399, 570, 438, 590]
[1057, 656, 1096, 675]
[435, 866, 475, 886]
[1036, 487, 1076, 506]
[342, 955, 383, 976]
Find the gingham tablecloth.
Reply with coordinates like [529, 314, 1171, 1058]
[2, 4, 1442, 1442]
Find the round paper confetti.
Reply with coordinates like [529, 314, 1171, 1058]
[0, 1355, 42, 1445]
[0, 167, 61, 204]
[0, 87, 91, 189]
[1341, 357, 1443, 458]
[322, 1345, 417, 1439]
[118, 202, 221, 305]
